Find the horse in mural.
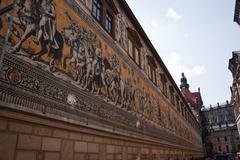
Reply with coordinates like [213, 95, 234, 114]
[62, 13, 136, 108]
[63, 25, 94, 88]
[63, 23, 124, 103]
[101, 55, 125, 104]
[121, 80, 135, 110]
[9, 0, 64, 71]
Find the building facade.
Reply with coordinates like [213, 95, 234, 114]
[229, 51, 240, 136]
[202, 102, 240, 156]
[230, 0, 240, 136]
[0, 0, 203, 160]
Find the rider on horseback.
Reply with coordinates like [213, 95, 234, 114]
[37, 0, 58, 49]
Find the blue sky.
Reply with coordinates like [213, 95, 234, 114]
[126, 0, 240, 107]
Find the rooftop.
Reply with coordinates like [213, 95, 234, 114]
[202, 101, 232, 111]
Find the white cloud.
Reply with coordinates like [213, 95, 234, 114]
[166, 8, 182, 21]
[166, 52, 206, 83]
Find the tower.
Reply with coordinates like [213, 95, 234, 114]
[180, 72, 189, 90]
[180, 73, 203, 121]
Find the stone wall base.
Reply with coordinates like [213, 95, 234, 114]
[0, 109, 203, 160]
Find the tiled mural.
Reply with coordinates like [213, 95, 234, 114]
[0, 0, 199, 145]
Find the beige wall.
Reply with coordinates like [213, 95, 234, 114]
[0, 110, 202, 160]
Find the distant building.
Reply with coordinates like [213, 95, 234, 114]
[202, 102, 240, 156]
[234, 0, 240, 25]
[229, 52, 240, 135]
[180, 73, 203, 121]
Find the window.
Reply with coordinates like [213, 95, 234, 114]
[128, 40, 133, 58]
[128, 39, 141, 67]
[182, 107, 185, 118]
[217, 137, 220, 142]
[92, 0, 118, 36]
[181, 103, 185, 117]
[92, 0, 102, 21]
[148, 64, 156, 84]
[224, 136, 227, 142]
[226, 145, 229, 152]
[169, 86, 175, 105]
[179, 102, 183, 114]
[135, 48, 140, 65]
[183, 108, 186, 119]
[187, 113, 190, 122]
[185, 110, 188, 120]
[105, 12, 113, 33]
[218, 146, 222, 152]
[160, 73, 167, 97]
[176, 95, 180, 111]
[127, 28, 142, 68]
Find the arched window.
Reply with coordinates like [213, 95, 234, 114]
[127, 27, 142, 68]
[160, 73, 167, 97]
[147, 55, 157, 84]
[176, 95, 180, 111]
[169, 85, 175, 105]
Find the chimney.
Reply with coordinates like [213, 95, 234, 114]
[217, 102, 220, 107]
[226, 100, 229, 104]
[198, 87, 200, 92]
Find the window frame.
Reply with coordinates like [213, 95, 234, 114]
[218, 146, 222, 152]
[160, 74, 168, 97]
[91, 0, 117, 37]
[176, 95, 180, 111]
[224, 136, 227, 142]
[104, 12, 113, 33]
[92, 0, 102, 22]
[169, 85, 175, 105]
[148, 64, 156, 84]
[128, 33, 142, 68]
[226, 145, 229, 152]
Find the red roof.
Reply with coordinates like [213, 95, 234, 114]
[181, 89, 203, 110]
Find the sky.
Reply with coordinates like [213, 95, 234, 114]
[125, 0, 240, 107]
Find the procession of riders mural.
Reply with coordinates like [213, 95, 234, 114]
[0, 0, 195, 141]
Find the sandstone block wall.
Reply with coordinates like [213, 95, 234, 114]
[0, 110, 201, 160]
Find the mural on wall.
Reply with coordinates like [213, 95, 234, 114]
[116, 13, 128, 51]
[0, 0, 195, 139]
[9, 0, 64, 72]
